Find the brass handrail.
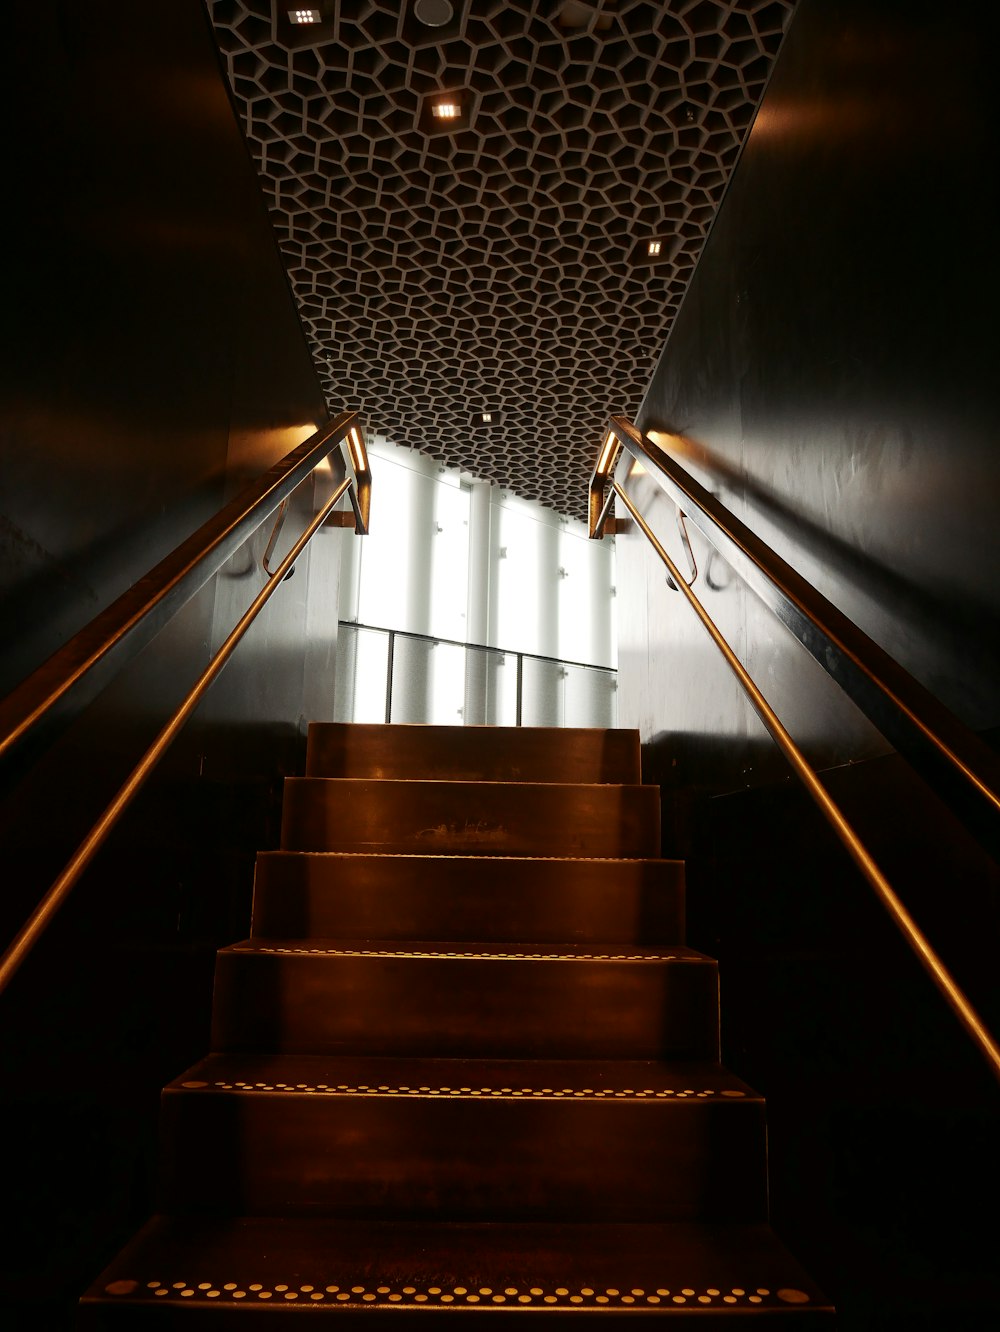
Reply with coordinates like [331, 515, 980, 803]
[0, 412, 370, 770]
[0, 425, 371, 997]
[592, 425, 1000, 1083]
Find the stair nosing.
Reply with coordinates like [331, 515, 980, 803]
[221, 940, 715, 963]
[166, 1054, 760, 1102]
[83, 1216, 834, 1315]
[286, 776, 658, 791]
[256, 850, 683, 864]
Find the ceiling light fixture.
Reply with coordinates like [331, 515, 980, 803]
[288, 8, 321, 23]
[420, 91, 474, 135]
[414, 0, 455, 25]
[471, 409, 503, 427]
[647, 240, 662, 256]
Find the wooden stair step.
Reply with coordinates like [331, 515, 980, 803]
[251, 852, 685, 943]
[210, 940, 719, 1060]
[81, 1215, 835, 1324]
[305, 722, 641, 784]
[79, 723, 831, 1322]
[159, 1054, 766, 1221]
[279, 777, 660, 857]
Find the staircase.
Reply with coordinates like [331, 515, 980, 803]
[82, 723, 833, 1324]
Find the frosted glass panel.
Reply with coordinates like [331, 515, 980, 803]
[349, 444, 471, 642]
[337, 623, 616, 728]
[336, 438, 618, 728]
[353, 455, 415, 631]
[519, 657, 562, 727]
[463, 645, 518, 726]
[494, 498, 543, 655]
[520, 656, 617, 728]
[562, 662, 617, 728]
[429, 474, 470, 642]
[334, 624, 389, 723]
[558, 523, 615, 668]
[389, 636, 466, 726]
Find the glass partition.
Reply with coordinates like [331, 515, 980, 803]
[520, 656, 617, 728]
[334, 623, 390, 724]
[463, 644, 519, 726]
[335, 622, 616, 728]
[389, 634, 466, 726]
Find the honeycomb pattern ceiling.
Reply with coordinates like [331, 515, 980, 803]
[209, 0, 796, 519]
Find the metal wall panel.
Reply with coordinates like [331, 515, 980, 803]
[618, 0, 1000, 790]
[0, 0, 330, 719]
[0, 6, 337, 1319]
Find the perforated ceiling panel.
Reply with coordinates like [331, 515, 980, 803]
[209, 1, 796, 519]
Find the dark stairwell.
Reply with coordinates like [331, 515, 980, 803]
[1, 0, 999, 1328]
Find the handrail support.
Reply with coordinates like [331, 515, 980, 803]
[262, 499, 295, 579]
[665, 511, 698, 590]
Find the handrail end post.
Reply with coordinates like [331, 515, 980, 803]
[353, 470, 372, 535]
[588, 473, 607, 539]
[590, 421, 628, 538]
[342, 419, 372, 536]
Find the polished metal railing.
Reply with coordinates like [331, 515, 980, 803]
[337, 620, 617, 728]
[590, 416, 1000, 1082]
[0, 415, 371, 997]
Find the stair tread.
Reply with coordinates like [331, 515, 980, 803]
[83, 1215, 833, 1315]
[168, 1053, 761, 1100]
[81, 720, 830, 1317]
[223, 939, 714, 962]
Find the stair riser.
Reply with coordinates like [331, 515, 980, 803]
[279, 779, 661, 857]
[306, 723, 642, 784]
[159, 1092, 766, 1222]
[211, 953, 720, 1060]
[252, 854, 685, 944]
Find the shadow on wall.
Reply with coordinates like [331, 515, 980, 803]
[685, 752, 1000, 1332]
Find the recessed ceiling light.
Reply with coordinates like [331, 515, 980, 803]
[647, 240, 662, 256]
[414, 0, 455, 25]
[471, 409, 503, 427]
[419, 91, 474, 134]
[288, 8, 321, 22]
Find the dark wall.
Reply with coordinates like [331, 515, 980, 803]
[1, 1, 331, 696]
[619, 0, 1000, 788]
[615, 1, 1000, 1328]
[0, 2, 340, 1324]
